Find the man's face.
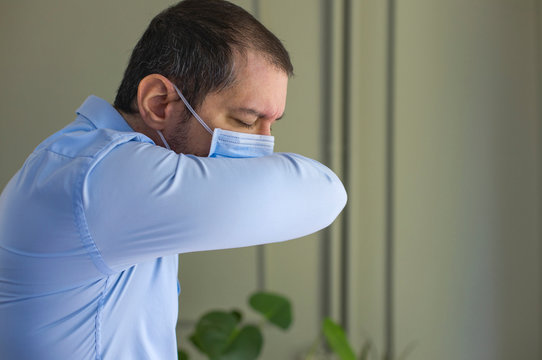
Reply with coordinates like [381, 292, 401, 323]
[167, 50, 289, 156]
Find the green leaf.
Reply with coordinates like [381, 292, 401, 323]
[230, 309, 243, 324]
[189, 334, 204, 353]
[322, 318, 356, 360]
[217, 325, 263, 360]
[249, 291, 292, 330]
[190, 311, 238, 357]
[178, 349, 190, 360]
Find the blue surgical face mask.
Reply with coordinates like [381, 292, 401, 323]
[158, 84, 275, 158]
[207, 128, 274, 158]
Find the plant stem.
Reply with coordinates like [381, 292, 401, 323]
[304, 334, 323, 360]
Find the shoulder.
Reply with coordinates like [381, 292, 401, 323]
[34, 121, 150, 160]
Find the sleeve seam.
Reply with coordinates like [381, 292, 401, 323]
[71, 138, 139, 276]
[73, 133, 151, 275]
[73, 161, 115, 275]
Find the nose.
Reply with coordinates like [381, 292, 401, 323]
[258, 119, 273, 136]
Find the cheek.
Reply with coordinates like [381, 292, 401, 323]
[170, 118, 213, 156]
[187, 120, 213, 156]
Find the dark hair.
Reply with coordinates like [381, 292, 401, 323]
[114, 0, 293, 114]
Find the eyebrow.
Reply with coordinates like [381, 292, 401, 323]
[235, 107, 284, 121]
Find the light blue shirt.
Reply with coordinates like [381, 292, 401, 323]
[0, 96, 347, 359]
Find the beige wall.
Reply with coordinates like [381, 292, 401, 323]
[1, 1, 541, 359]
[0, 0, 177, 189]
[393, 1, 541, 358]
[351, 1, 541, 359]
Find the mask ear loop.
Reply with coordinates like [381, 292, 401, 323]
[172, 84, 213, 135]
[156, 130, 171, 150]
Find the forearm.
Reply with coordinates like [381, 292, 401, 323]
[84, 142, 347, 271]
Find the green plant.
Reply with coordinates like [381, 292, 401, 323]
[320, 318, 415, 360]
[178, 293, 414, 360]
[321, 318, 357, 360]
[178, 291, 292, 360]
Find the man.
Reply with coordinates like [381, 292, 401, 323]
[0, 0, 346, 359]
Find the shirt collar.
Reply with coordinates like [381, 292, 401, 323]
[76, 95, 135, 133]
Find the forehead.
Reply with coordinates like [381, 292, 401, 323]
[217, 51, 289, 118]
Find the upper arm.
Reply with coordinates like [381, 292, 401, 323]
[84, 141, 346, 271]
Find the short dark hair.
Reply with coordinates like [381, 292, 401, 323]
[114, 0, 294, 114]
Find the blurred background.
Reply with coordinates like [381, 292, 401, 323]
[1, 0, 540, 359]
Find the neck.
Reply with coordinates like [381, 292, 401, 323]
[116, 108, 164, 148]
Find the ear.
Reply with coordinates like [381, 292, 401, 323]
[136, 74, 180, 130]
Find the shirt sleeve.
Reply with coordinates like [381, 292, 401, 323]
[83, 140, 347, 272]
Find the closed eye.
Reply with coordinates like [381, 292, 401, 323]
[235, 119, 256, 129]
